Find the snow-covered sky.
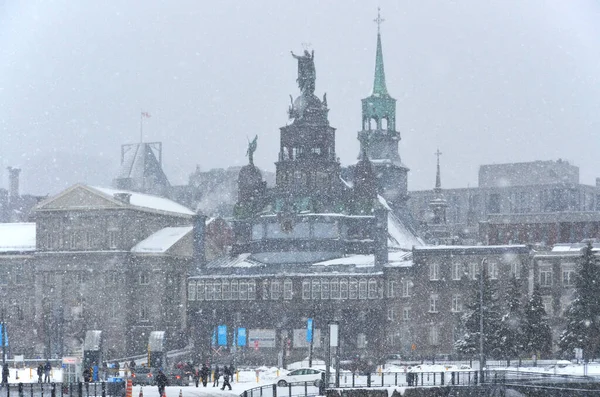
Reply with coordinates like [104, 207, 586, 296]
[1, 0, 599, 195]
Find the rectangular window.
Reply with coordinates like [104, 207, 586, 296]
[387, 307, 395, 321]
[139, 273, 149, 285]
[205, 282, 214, 301]
[562, 266, 575, 287]
[330, 280, 340, 299]
[284, 279, 293, 300]
[302, 281, 311, 300]
[429, 326, 439, 345]
[213, 281, 222, 300]
[357, 333, 367, 349]
[470, 263, 480, 280]
[349, 279, 358, 299]
[387, 281, 395, 298]
[359, 279, 368, 299]
[239, 281, 248, 300]
[311, 280, 321, 300]
[321, 279, 330, 300]
[452, 263, 462, 280]
[540, 267, 553, 287]
[108, 230, 118, 249]
[140, 305, 149, 322]
[429, 263, 440, 280]
[452, 295, 462, 312]
[188, 281, 197, 301]
[262, 280, 269, 300]
[43, 273, 54, 286]
[248, 280, 256, 300]
[222, 280, 231, 300]
[14, 270, 24, 286]
[402, 279, 412, 297]
[542, 295, 554, 316]
[429, 295, 439, 313]
[403, 307, 410, 321]
[340, 279, 349, 299]
[510, 262, 521, 279]
[197, 281, 205, 301]
[271, 281, 281, 300]
[488, 262, 499, 280]
[230, 280, 238, 300]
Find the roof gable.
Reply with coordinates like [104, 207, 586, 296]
[35, 184, 122, 211]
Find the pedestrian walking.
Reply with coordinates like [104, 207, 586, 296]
[156, 369, 168, 397]
[200, 363, 209, 387]
[37, 364, 43, 383]
[44, 360, 51, 383]
[194, 366, 200, 387]
[2, 363, 9, 385]
[212, 365, 220, 387]
[229, 364, 235, 383]
[221, 366, 232, 391]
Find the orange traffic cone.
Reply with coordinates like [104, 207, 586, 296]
[139, 387, 143, 397]
[162, 391, 167, 397]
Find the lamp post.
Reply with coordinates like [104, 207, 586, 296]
[1, 305, 5, 365]
[479, 257, 487, 383]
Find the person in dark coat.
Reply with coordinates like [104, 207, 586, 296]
[200, 364, 209, 387]
[37, 364, 44, 383]
[2, 363, 9, 385]
[212, 365, 220, 387]
[82, 368, 91, 383]
[220, 366, 231, 391]
[44, 360, 51, 383]
[156, 369, 168, 397]
[229, 364, 235, 383]
[193, 366, 200, 387]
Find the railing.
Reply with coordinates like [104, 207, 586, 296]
[0, 381, 126, 397]
[241, 382, 320, 397]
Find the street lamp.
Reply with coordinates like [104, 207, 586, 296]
[479, 257, 486, 383]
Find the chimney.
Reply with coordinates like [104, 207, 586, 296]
[193, 214, 207, 267]
[7, 167, 21, 203]
[113, 193, 131, 204]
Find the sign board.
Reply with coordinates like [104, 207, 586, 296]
[62, 357, 80, 365]
[237, 328, 247, 347]
[248, 329, 276, 348]
[217, 325, 227, 346]
[575, 348, 583, 360]
[293, 329, 321, 348]
[14, 355, 24, 363]
[329, 323, 339, 347]
[306, 318, 313, 342]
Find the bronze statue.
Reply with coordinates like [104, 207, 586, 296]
[246, 135, 258, 165]
[291, 50, 315, 95]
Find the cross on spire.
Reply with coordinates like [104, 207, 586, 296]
[435, 149, 442, 165]
[374, 7, 385, 34]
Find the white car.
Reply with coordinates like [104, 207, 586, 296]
[275, 368, 324, 387]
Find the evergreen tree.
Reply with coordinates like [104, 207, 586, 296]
[497, 275, 525, 359]
[454, 265, 503, 359]
[559, 242, 600, 360]
[523, 283, 552, 358]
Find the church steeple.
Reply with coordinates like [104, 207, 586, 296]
[434, 148, 442, 192]
[356, 8, 409, 211]
[372, 8, 388, 97]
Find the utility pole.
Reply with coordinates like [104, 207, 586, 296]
[479, 258, 487, 384]
[1, 306, 5, 365]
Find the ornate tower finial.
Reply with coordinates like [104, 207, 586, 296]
[435, 148, 442, 191]
[246, 135, 258, 166]
[374, 7, 385, 34]
[372, 8, 388, 97]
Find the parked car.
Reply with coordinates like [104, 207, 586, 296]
[131, 367, 158, 386]
[275, 368, 324, 387]
[167, 369, 189, 386]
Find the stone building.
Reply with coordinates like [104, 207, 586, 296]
[0, 184, 210, 359]
[409, 160, 600, 246]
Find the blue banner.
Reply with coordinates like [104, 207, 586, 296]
[218, 325, 227, 346]
[306, 318, 313, 342]
[0, 324, 7, 347]
[238, 328, 247, 347]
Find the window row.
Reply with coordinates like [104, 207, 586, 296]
[427, 294, 464, 313]
[43, 230, 119, 250]
[188, 280, 256, 301]
[302, 278, 380, 300]
[387, 280, 413, 298]
[539, 266, 576, 287]
[430, 261, 521, 281]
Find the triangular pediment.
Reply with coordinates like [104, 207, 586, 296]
[35, 184, 123, 211]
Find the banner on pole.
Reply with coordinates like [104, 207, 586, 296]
[238, 328, 247, 347]
[306, 318, 313, 342]
[217, 325, 227, 346]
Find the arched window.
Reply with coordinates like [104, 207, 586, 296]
[311, 279, 321, 300]
[368, 278, 378, 299]
[349, 279, 358, 299]
[359, 279, 368, 299]
[340, 278, 349, 299]
[381, 118, 388, 130]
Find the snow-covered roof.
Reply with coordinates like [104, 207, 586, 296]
[0, 223, 36, 253]
[131, 226, 192, 254]
[90, 186, 195, 216]
[313, 254, 375, 267]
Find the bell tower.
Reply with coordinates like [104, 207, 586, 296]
[357, 9, 409, 210]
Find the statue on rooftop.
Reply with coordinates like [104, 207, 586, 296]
[246, 135, 258, 165]
[291, 50, 315, 95]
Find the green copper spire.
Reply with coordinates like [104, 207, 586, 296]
[372, 8, 388, 97]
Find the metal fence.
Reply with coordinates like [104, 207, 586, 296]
[0, 382, 126, 397]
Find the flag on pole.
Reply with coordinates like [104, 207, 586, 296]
[141, 112, 151, 118]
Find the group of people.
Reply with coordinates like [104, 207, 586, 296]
[194, 363, 234, 391]
[36, 361, 52, 383]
